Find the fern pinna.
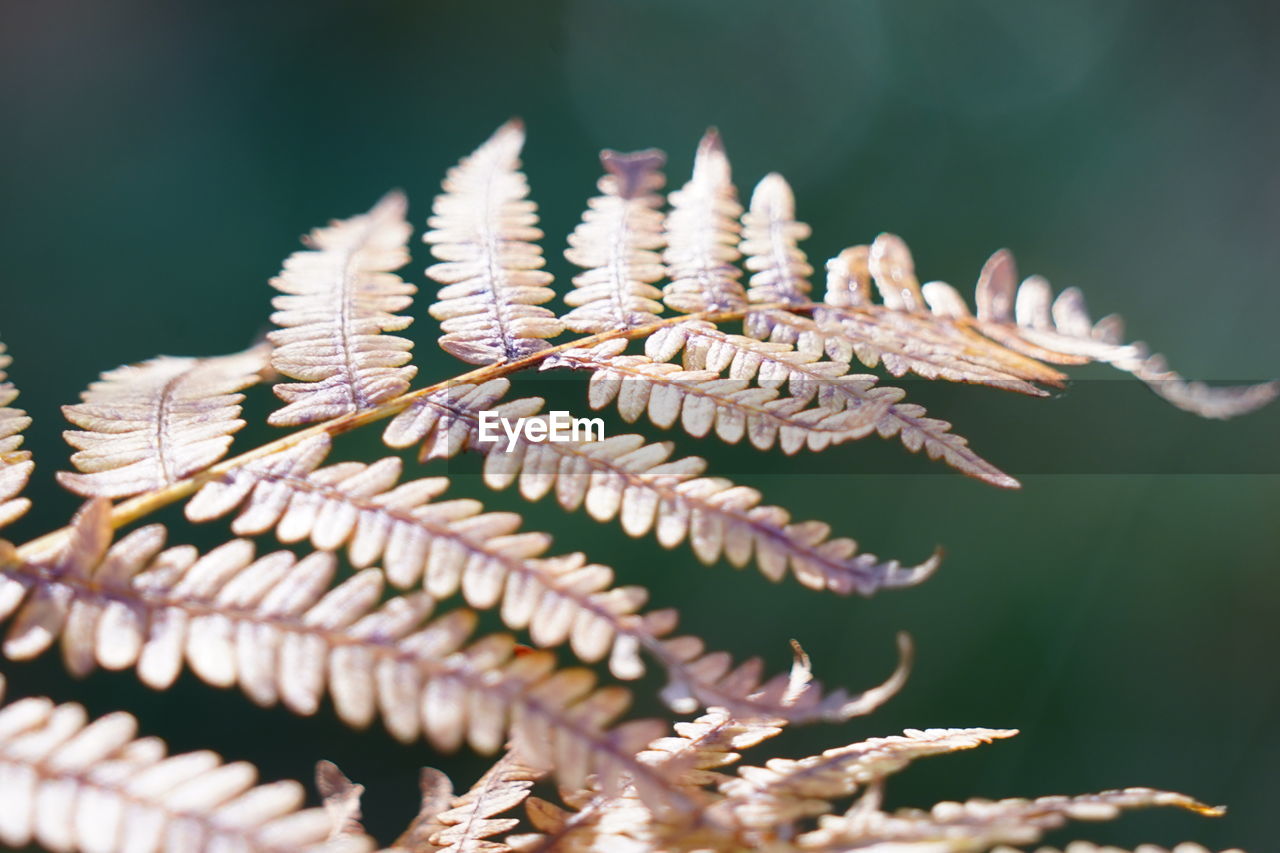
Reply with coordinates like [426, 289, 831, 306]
[0, 120, 1270, 853]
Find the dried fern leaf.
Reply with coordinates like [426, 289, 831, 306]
[57, 345, 269, 499]
[186, 435, 911, 726]
[422, 750, 546, 853]
[316, 761, 368, 841]
[0, 344, 34, 528]
[0, 503, 673, 800]
[964, 249, 1278, 418]
[641, 707, 787, 794]
[662, 129, 746, 314]
[741, 236, 1068, 394]
[644, 321, 1017, 487]
[426, 120, 563, 365]
[741, 173, 813, 312]
[1003, 840, 1244, 845]
[717, 727, 1018, 834]
[0, 673, 373, 853]
[796, 788, 1225, 852]
[383, 379, 939, 596]
[516, 708, 788, 851]
[561, 149, 667, 333]
[268, 191, 417, 426]
[546, 340, 891, 454]
[186, 433, 656, 677]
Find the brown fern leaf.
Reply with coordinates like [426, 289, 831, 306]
[315, 761, 368, 841]
[184, 434, 912, 726]
[795, 788, 1225, 852]
[1008, 840, 1239, 845]
[963, 248, 1279, 418]
[561, 149, 668, 333]
[185, 433, 652, 676]
[57, 345, 269, 499]
[0, 674, 373, 853]
[716, 727, 1019, 834]
[816, 237, 1066, 391]
[661, 129, 746, 315]
[741, 173, 813, 313]
[644, 320, 1018, 487]
[546, 339, 891, 454]
[0, 502, 675, 800]
[520, 708, 792, 851]
[0, 344, 34, 528]
[383, 379, 939, 596]
[742, 214, 1066, 395]
[419, 750, 546, 853]
[426, 120, 563, 365]
[268, 191, 417, 426]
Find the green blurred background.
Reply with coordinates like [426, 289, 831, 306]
[1, 1, 1278, 849]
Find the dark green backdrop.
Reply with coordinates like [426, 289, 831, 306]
[1, 1, 1278, 849]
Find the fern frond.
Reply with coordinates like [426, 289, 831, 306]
[643, 320, 1017, 486]
[716, 727, 1018, 834]
[426, 120, 563, 365]
[737, 235, 1064, 395]
[0, 344, 34, 528]
[661, 129, 746, 315]
[964, 249, 1279, 418]
[742, 173, 813, 312]
[315, 761, 368, 842]
[418, 750, 545, 853]
[0, 502, 676, 799]
[547, 340, 890, 454]
[866, 232, 927, 312]
[795, 788, 1225, 852]
[185, 433, 653, 676]
[511, 708, 792, 850]
[267, 191, 417, 426]
[1010, 844, 1240, 853]
[57, 346, 269, 499]
[383, 379, 939, 595]
[184, 435, 911, 725]
[0, 674, 373, 853]
[561, 149, 668, 333]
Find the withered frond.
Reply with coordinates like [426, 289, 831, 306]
[796, 788, 1225, 852]
[547, 339, 892, 454]
[0, 344, 34, 528]
[486, 715, 1223, 853]
[644, 320, 1017, 487]
[1008, 840, 1239, 845]
[716, 727, 1019, 835]
[661, 129, 747, 315]
[415, 750, 546, 853]
[2, 120, 1268, 853]
[964, 248, 1279, 418]
[58, 345, 269, 499]
[0, 674, 374, 853]
[562, 149, 668, 333]
[426, 120, 563, 365]
[0, 502, 680, 799]
[185, 434, 911, 727]
[268, 191, 417, 426]
[383, 379, 938, 596]
[741, 173, 813, 315]
[315, 761, 369, 842]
